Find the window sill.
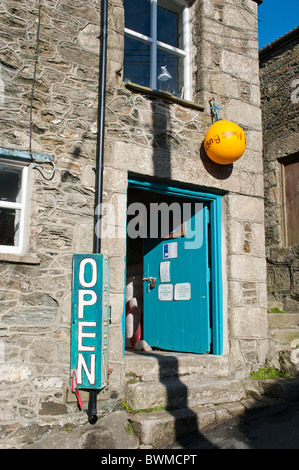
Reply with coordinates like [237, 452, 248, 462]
[123, 82, 204, 112]
[0, 253, 41, 265]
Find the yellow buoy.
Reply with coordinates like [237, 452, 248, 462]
[204, 120, 246, 165]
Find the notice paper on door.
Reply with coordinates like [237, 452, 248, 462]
[158, 284, 173, 301]
[160, 261, 170, 283]
[163, 242, 177, 260]
[174, 282, 191, 301]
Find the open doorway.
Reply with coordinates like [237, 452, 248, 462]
[125, 187, 148, 351]
[125, 180, 223, 355]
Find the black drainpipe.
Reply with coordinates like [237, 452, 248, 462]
[88, 0, 108, 425]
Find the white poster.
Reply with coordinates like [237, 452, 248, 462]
[160, 261, 170, 283]
[158, 284, 173, 301]
[163, 242, 178, 259]
[174, 283, 191, 301]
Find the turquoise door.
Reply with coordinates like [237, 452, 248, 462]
[143, 201, 211, 353]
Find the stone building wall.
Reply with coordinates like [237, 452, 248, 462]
[0, 0, 102, 440]
[0, 0, 267, 445]
[260, 28, 299, 313]
[102, 0, 267, 377]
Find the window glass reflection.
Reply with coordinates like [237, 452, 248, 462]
[0, 208, 20, 246]
[0, 164, 22, 203]
[124, 0, 150, 37]
[124, 36, 151, 88]
[157, 48, 183, 97]
[157, 5, 178, 47]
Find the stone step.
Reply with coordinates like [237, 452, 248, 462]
[268, 313, 299, 329]
[130, 406, 216, 448]
[129, 400, 247, 448]
[268, 314, 299, 351]
[269, 328, 299, 346]
[258, 377, 299, 401]
[125, 351, 231, 382]
[129, 378, 299, 448]
[125, 376, 246, 411]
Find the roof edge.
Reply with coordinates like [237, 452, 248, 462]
[259, 25, 299, 60]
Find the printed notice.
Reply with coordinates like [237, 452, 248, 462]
[160, 261, 170, 283]
[174, 283, 191, 301]
[163, 242, 178, 259]
[158, 284, 173, 301]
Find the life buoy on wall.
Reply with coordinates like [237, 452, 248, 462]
[204, 120, 246, 165]
[125, 282, 141, 348]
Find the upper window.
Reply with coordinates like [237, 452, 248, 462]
[0, 159, 29, 254]
[123, 0, 191, 100]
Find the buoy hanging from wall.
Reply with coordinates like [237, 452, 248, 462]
[204, 120, 247, 165]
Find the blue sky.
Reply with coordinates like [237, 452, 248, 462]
[258, 0, 299, 49]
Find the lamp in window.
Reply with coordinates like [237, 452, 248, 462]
[158, 65, 172, 82]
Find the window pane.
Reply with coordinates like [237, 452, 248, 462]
[0, 164, 22, 203]
[124, 36, 151, 88]
[157, 5, 179, 47]
[0, 207, 20, 246]
[124, 0, 150, 37]
[157, 48, 183, 97]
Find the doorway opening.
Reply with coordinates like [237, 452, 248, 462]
[125, 178, 223, 355]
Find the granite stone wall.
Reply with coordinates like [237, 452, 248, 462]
[260, 30, 299, 312]
[0, 0, 102, 442]
[0, 0, 267, 445]
[102, 0, 267, 383]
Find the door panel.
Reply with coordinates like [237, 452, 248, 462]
[143, 201, 211, 353]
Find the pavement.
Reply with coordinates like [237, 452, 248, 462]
[164, 399, 299, 449]
[15, 377, 299, 451]
[22, 397, 299, 451]
[24, 410, 140, 449]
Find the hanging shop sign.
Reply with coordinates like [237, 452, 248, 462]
[70, 254, 110, 390]
[204, 120, 246, 165]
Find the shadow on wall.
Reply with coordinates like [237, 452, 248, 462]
[199, 141, 233, 181]
[151, 99, 172, 180]
[150, 96, 234, 183]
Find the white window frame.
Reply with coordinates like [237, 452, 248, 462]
[124, 0, 191, 101]
[0, 158, 29, 255]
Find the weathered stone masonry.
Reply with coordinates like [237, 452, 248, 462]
[260, 27, 299, 374]
[0, 0, 267, 445]
[260, 27, 299, 313]
[102, 0, 267, 379]
[0, 0, 102, 438]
